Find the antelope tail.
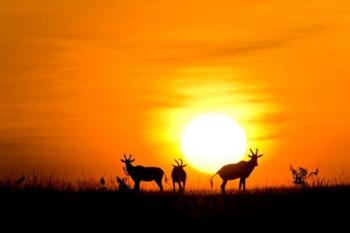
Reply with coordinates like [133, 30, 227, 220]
[210, 173, 218, 190]
[164, 174, 168, 184]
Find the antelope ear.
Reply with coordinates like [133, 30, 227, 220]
[248, 154, 252, 158]
[172, 164, 176, 168]
[121, 159, 126, 162]
[182, 164, 187, 168]
[258, 154, 263, 158]
[130, 159, 135, 162]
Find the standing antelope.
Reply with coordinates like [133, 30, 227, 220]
[120, 154, 166, 192]
[171, 159, 187, 192]
[211, 148, 263, 193]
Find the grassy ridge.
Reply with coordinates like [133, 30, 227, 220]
[1, 174, 349, 228]
[1, 185, 349, 224]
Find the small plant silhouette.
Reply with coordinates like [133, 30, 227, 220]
[15, 176, 26, 185]
[116, 176, 130, 192]
[308, 168, 319, 178]
[100, 177, 106, 186]
[99, 177, 107, 191]
[290, 166, 319, 186]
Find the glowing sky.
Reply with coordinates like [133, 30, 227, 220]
[1, 0, 350, 186]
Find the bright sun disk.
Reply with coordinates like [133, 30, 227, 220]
[181, 113, 247, 174]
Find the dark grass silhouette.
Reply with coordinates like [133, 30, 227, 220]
[1, 174, 349, 229]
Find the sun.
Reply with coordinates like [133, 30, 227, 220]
[181, 113, 247, 174]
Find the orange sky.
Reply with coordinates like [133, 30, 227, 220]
[1, 0, 350, 188]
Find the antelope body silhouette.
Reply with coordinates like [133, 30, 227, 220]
[121, 154, 166, 192]
[211, 148, 263, 193]
[171, 159, 187, 192]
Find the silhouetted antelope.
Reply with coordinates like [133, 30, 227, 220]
[121, 154, 166, 192]
[171, 159, 187, 192]
[211, 148, 263, 193]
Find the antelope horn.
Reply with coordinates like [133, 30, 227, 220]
[124, 154, 127, 160]
[255, 148, 258, 155]
[179, 159, 183, 166]
[250, 148, 254, 155]
[174, 159, 180, 166]
[128, 154, 132, 160]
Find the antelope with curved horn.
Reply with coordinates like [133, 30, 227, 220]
[211, 148, 263, 193]
[120, 154, 166, 192]
[171, 159, 187, 192]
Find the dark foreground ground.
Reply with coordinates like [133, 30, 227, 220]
[1, 186, 349, 229]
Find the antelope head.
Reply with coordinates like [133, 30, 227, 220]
[121, 154, 135, 168]
[248, 148, 263, 166]
[172, 159, 186, 168]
